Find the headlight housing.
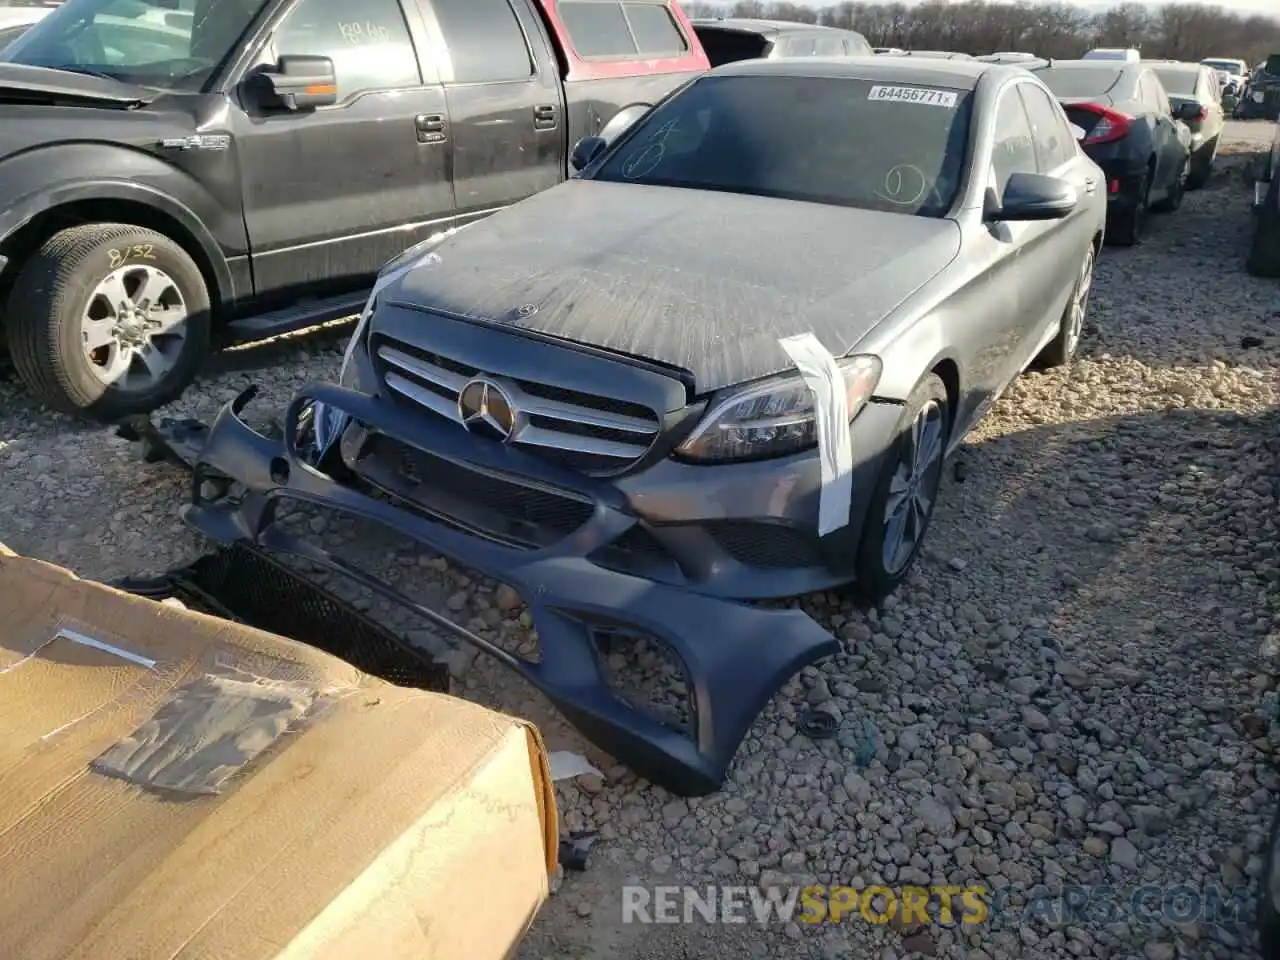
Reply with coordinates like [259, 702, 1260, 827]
[675, 355, 882, 463]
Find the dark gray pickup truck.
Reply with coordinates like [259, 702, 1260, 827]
[1249, 119, 1280, 277]
[0, 0, 707, 418]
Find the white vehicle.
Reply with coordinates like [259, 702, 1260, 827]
[1082, 48, 1140, 63]
[1202, 57, 1248, 91]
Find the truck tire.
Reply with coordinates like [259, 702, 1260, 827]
[6, 223, 210, 420]
[1248, 176, 1280, 278]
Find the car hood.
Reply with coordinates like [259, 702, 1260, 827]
[0, 62, 155, 106]
[387, 180, 961, 393]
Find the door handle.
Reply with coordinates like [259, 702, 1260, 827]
[415, 113, 446, 143]
[533, 103, 558, 129]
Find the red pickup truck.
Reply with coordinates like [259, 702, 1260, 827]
[0, 0, 708, 418]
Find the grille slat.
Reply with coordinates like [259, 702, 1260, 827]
[373, 335, 662, 475]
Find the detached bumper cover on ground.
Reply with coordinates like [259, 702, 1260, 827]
[180, 384, 840, 796]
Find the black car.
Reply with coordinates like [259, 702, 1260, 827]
[1248, 119, 1280, 278]
[690, 18, 871, 66]
[0, 0, 710, 419]
[1033, 59, 1193, 245]
[1240, 54, 1280, 121]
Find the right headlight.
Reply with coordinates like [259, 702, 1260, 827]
[675, 355, 882, 463]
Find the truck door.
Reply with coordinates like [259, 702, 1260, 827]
[231, 0, 455, 302]
[418, 0, 565, 222]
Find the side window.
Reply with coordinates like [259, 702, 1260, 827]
[1018, 83, 1075, 171]
[990, 89, 1037, 194]
[558, 1, 686, 58]
[430, 0, 533, 83]
[784, 37, 818, 57]
[812, 36, 844, 57]
[273, 0, 420, 100]
[622, 2, 686, 55]
[557, 1, 629, 57]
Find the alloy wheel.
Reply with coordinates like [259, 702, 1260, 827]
[882, 399, 946, 575]
[80, 265, 188, 391]
[1065, 246, 1095, 357]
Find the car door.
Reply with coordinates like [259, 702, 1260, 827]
[1141, 70, 1181, 192]
[420, 0, 565, 224]
[1017, 81, 1096, 358]
[960, 84, 1044, 419]
[1199, 68, 1225, 144]
[232, 0, 455, 302]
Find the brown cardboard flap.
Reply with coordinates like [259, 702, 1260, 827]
[0, 549, 556, 960]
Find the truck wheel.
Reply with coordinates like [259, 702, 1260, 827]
[6, 223, 210, 419]
[1248, 177, 1280, 278]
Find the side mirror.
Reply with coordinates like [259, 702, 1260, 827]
[1174, 101, 1202, 122]
[1068, 122, 1086, 142]
[248, 55, 337, 111]
[989, 172, 1077, 222]
[570, 135, 607, 172]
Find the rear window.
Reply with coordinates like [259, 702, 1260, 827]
[558, 0, 687, 58]
[693, 25, 767, 67]
[1153, 68, 1198, 96]
[1035, 66, 1123, 98]
[592, 75, 973, 217]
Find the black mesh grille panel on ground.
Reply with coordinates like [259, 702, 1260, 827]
[115, 544, 450, 693]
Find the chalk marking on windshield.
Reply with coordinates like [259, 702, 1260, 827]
[868, 85, 958, 108]
[874, 164, 928, 205]
[621, 117, 681, 179]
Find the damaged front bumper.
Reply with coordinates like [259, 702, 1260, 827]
[181, 384, 839, 796]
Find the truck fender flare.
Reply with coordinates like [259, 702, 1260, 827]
[0, 179, 235, 309]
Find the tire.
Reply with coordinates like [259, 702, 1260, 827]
[1186, 137, 1217, 190]
[1259, 801, 1280, 960]
[1036, 242, 1095, 368]
[1106, 170, 1150, 246]
[1248, 179, 1280, 278]
[851, 373, 950, 603]
[1150, 158, 1187, 213]
[5, 223, 211, 420]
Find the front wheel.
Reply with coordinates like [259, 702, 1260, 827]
[852, 374, 950, 603]
[1186, 138, 1217, 190]
[1107, 171, 1150, 246]
[1151, 158, 1187, 213]
[1036, 242, 1095, 368]
[5, 223, 211, 420]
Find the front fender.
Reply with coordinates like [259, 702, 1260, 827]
[0, 142, 243, 305]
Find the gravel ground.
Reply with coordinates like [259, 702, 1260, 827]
[1, 122, 1277, 960]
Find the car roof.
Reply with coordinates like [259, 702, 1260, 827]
[709, 55, 1001, 90]
[690, 18, 855, 37]
[1034, 59, 1139, 75]
[1145, 60, 1199, 72]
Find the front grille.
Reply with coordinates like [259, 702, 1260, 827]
[372, 334, 661, 475]
[706, 521, 823, 569]
[352, 434, 595, 550]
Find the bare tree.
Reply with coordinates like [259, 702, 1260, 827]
[680, 0, 1280, 63]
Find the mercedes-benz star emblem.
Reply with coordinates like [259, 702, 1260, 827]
[457, 377, 517, 441]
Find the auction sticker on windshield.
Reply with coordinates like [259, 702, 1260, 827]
[868, 86, 958, 107]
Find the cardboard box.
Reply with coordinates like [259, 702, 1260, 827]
[0, 544, 557, 960]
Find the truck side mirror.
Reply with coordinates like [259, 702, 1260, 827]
[249, 55, 338, 111]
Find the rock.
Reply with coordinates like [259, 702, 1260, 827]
[1110, 837, 1140, 869]
[917, 796, 956, 836]
[494, 583, 522, 612]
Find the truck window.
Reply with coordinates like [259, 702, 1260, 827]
[621, 2, 685, 55]
[558, 0, 684, 59]
[273, 0, 420, 100]
[428, 0, 533, 84]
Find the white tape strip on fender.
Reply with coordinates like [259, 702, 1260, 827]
[778, 333, 854, 537]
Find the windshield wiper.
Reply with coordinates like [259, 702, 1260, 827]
[50, 65, 121, 81]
